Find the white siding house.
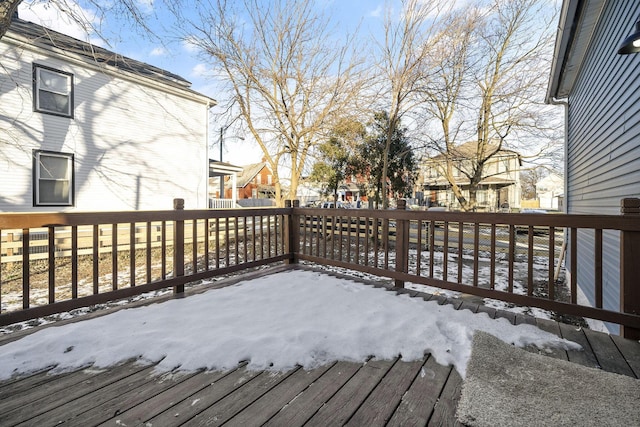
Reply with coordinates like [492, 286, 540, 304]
[547, 0, 640, 333]
[0, 16, 215, 212]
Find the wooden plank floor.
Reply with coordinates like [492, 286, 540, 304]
[1, 271, 639, 427]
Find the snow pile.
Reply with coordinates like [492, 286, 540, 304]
[0, 270, 580, 380]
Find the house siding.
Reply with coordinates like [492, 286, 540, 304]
[565, 1, 640, 332]
[1, 35, 209, 212]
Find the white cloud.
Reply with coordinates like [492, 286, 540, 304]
[182, 36, 201, 53]
[149, 46, 167, 57]
[191, 63, 209, 78]
[368, 4, 384, 18]
[18, 0, 99, 42]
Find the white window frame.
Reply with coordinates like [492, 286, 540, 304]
[33, 150, 75, 207]
[33, 64, 74, 118]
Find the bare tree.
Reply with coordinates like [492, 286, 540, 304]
[418, 0, 558, 211]
[0, 0, 22, 39]
[375, 0, 447, 209]
[180, 0, 365, 207]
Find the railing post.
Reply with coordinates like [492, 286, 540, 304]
[395, 199, 409, 288]
[173, 198, 185, 295]
[284, 200, 300, 264]
[620, 198, 640, 339]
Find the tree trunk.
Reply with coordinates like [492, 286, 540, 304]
[0, 0, 21, 40]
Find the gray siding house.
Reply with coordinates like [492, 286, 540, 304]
[547, 0, 640, 333]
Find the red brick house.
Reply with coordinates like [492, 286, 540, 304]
[225, 162, 275, 200]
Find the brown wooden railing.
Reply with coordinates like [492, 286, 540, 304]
[1, 198, 639, 339]
[0, 199, 290, 326]
[291, 198, 640, 339]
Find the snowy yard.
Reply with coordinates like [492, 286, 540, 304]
[0, 269, 580, 381]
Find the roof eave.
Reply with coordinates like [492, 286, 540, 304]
[546, 0, 607, 103]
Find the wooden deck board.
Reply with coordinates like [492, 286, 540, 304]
[1, 274, 639, 427]
[304, 358, 397, 426]
[557, 322, 600, 369]
[262, 361, 362, 427]
[610, 334, 640, 378]
[224, 363, 334, 426]
[386, 355, 452, 427]
[345, 358, 425, 426]
[583, 328, 635, 377]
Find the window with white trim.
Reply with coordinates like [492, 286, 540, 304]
[33, 151, 75, 206]
[33, 65, 74, 117]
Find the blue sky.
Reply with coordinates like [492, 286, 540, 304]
[17, 0, 394, 163]
[18, 0, 388, 99]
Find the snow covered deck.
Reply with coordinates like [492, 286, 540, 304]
[0, 267, 638, 426]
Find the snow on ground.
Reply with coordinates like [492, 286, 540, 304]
[0, 269, 581, 381]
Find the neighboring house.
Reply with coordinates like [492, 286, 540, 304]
[224, 161, 275, 201]
[546, 0, 640, 332]
[535, 173, 564, 211]
[420, 141, 522, 211]
[0, 14, 215, 212]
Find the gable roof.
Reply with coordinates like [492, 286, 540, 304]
[226, 162, 271, 189]
[5, 16, 215, 103]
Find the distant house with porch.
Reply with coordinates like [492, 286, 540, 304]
[0, 14, 215, 212]
[546, 0, 640, 333]
[419, 141, 522, 211]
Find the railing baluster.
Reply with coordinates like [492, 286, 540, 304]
[570, 227, 577, 304]
[354, 216, 360, 265]
[204, 218, 210, 270]
[130, 222, 136, 287]
[508, 224, 514, 293]
[193, 219, 198, 273]
[347, 215, 352, 263]
[252, 215, 257, 262]
[236, 216, 241, 265]
[225, 217, 230, 267]
[161, 221, 167, 280]
[48, 226, 55, 303]
[416, 220, 422, 276]
[364, 216, 370, 266]
[473, 223, 479, 287]
[595, 228, 603, 308]
[548, 226, 555, 300]
[261, 215, 265, 260]
[373, 218, 378, 268]
[443, 221, 449, 282]
[527, 226, 534, 296]
[72, 225, 78, 298]
[112, 223, 118, 291]
[22, 228, 30, 309]
[215, 218, 220, 269]
[146, 222, 152, 282]
[457, 221, 463, 284]
[490, 224, 496, 289]
[429, 220, 435, 278]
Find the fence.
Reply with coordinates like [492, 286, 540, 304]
[1, 198, 639, 338]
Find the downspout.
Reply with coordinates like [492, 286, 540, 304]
[548, 97, 569, 214]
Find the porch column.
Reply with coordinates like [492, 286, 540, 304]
[232, 173, 237, 205]
[620, 198, 640, 339]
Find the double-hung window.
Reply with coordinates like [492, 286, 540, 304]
[33, 64, 74, 117]
[33, 150, 75, 206]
